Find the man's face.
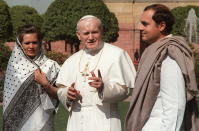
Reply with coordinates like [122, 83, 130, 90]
[76, 19, 103, 50]
[21, 33, 40, 59]
[139, 9, 165, 44]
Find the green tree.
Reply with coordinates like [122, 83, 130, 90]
[42, 0, 119, 52]
[10, 5, 43, 39]
[0, 0, 12, 43]
[0, 43, 11, 72]
[171, 6, 199, 89]
[171, 6, 199, 40]
[41, 0, 68, 51]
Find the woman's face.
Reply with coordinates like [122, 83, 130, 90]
[21, 33, 40, 59]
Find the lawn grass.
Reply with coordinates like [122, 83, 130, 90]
[54, 104, 68, 131]
[2, 101, 199, 131]
[0, 102, 130, 131]
[54, 102, 129, 131]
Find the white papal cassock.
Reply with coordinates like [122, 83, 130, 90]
[56, 43, 136, 131]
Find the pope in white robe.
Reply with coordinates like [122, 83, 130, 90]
[56, 15, 136, 131]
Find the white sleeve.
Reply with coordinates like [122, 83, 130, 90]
[100, 51, 136, 103]
[160, 56, 186, 131]
[100, 82, 133, 103]
[56, 60, 71, 86]
[57, 87, 72, 111]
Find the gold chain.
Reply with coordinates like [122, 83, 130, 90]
[78, 48, 103, 74]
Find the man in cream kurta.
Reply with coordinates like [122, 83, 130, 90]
[125, 4, 198, 131]
[56, 15, 136, 131]
[141, 37, 186, 131]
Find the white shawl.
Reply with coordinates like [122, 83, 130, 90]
[3, 43, 60, 131]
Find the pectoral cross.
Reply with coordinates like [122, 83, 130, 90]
[80, 63, 90, 82]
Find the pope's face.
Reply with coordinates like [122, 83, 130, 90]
[76, 19, 103, 50]
[21, 33, 40, 59]
[139, 9, 164, 44]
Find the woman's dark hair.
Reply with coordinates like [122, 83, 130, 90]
[17, 24, 42, 43]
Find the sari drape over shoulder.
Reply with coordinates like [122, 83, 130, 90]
[3, 43, 60, 131]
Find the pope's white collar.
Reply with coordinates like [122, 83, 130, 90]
[84, 42, 104, 55]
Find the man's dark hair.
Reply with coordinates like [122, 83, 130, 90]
[144, 4, 175, 34]
[17, 24, 42, 43]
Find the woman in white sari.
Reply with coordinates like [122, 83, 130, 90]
[3, 24, 60, 131]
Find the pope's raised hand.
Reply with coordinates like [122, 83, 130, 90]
[88, 70, 104, 92]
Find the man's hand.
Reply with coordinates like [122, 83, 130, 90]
[67, 83, 81, 101]
[88, 70, 104, 92]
